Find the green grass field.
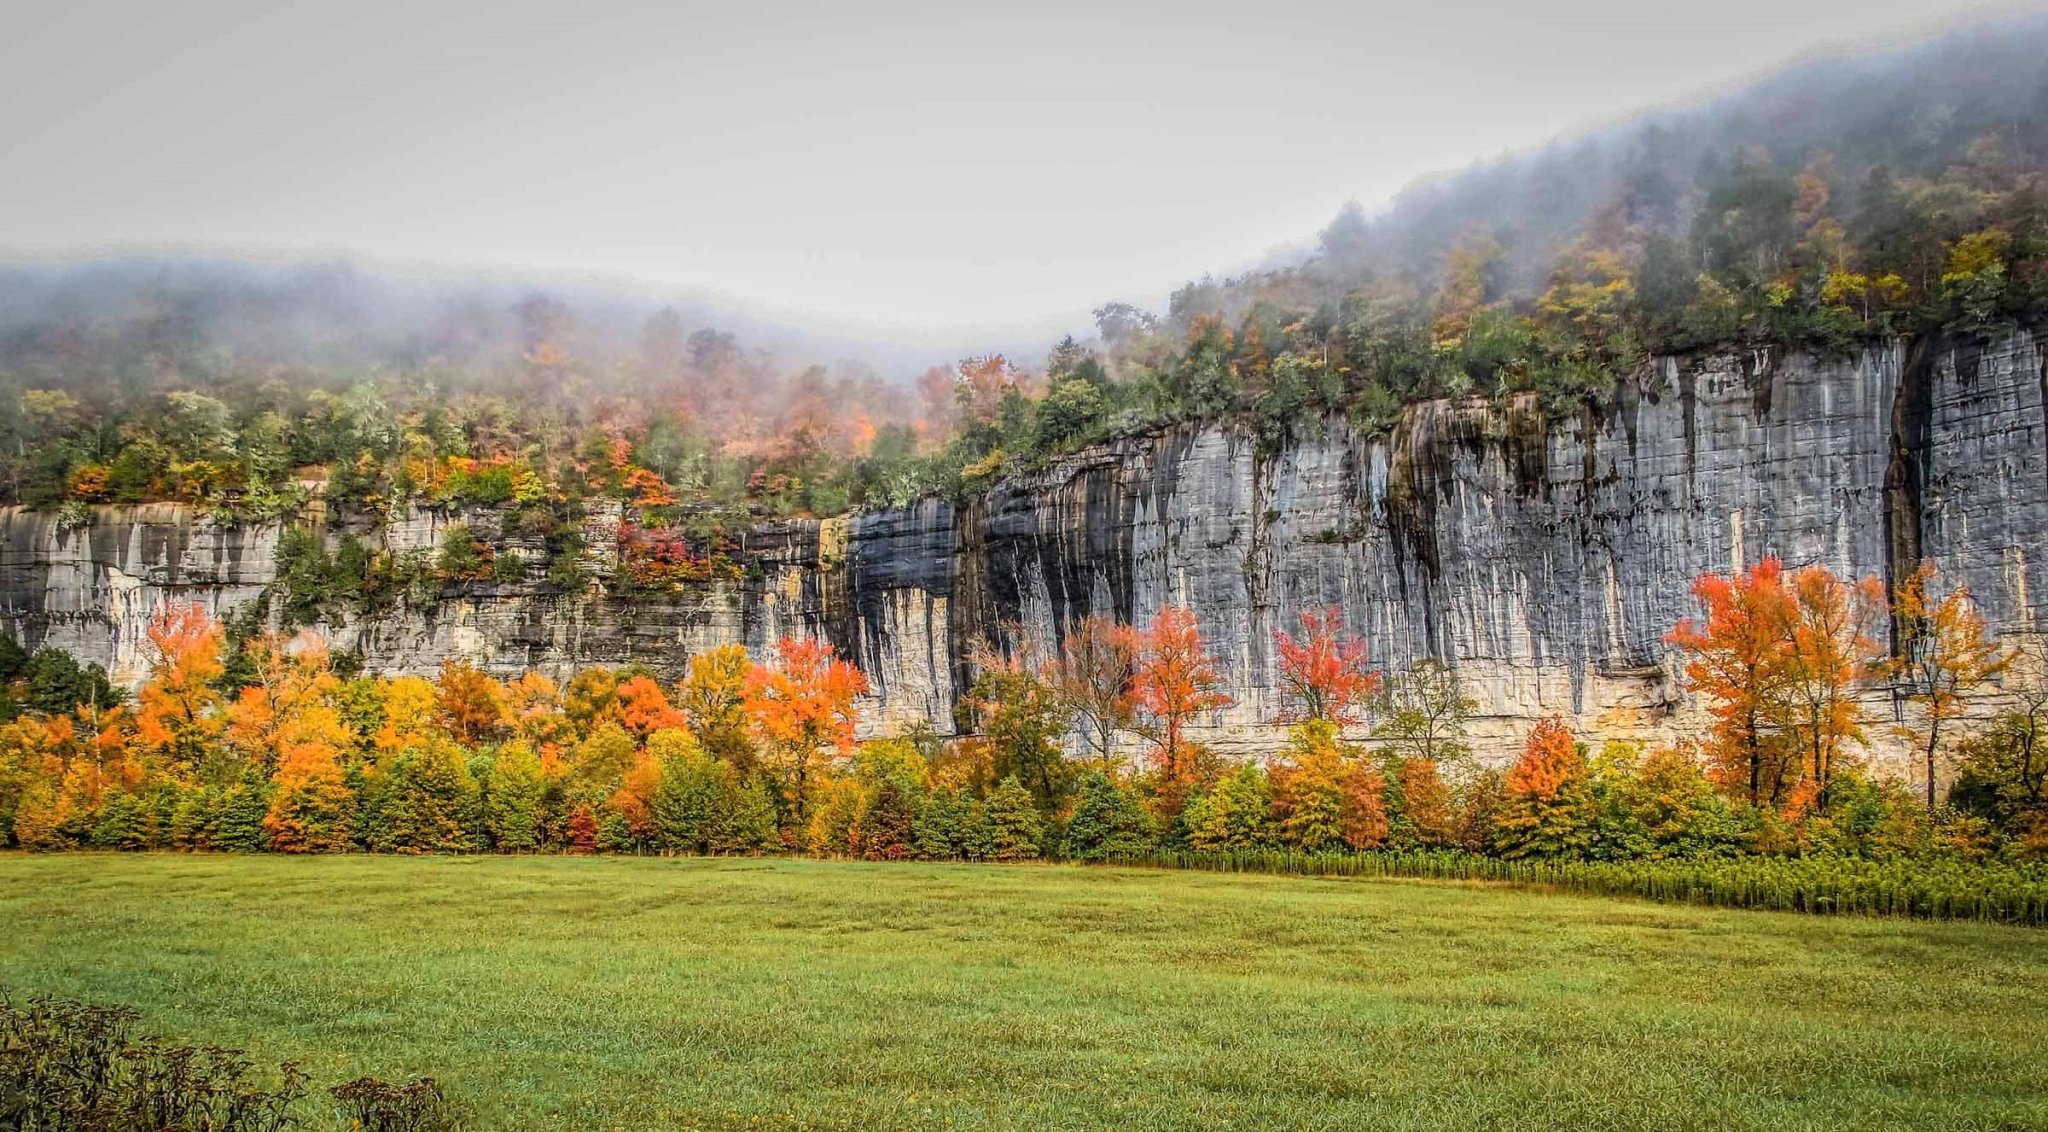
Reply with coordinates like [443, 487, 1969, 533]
[2, 857, 2044, 1131]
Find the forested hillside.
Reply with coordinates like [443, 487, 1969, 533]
[6, 16, 2048, 550]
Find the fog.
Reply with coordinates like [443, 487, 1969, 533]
[1, 0, 2026, 351]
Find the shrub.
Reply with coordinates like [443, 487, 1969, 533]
[0, 994, 467, 1131]
[330, 1076, 464, 1132]
[1097, 848, 2048, 926]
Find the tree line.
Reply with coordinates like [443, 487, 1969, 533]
[1, 552, 2042, 868]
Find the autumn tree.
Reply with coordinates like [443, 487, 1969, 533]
[1892, 561, 2007, 810]
[221, 633, 359, 852]
[1666, 558, 1800, 806]
[1778, 565, 1885, 811]
[503, 672, 573, 765]
[434, 661, 510, 746]
[1386, 756, 1457, 849]
[616, 674, 686, 740]
[1494, 717, 1596, 859]
[1130, 606, 1233, 810]
[364, 675, 430, 754]
[678, 644, 754, 766]
[1045, 614, 1138, 771]
[744, 637, 867, 833]
[1269, 719, 1387, 852]
[225, 632, 353, 774]
[563, 667, 623, 735]
[134, 603, 226, 771]
[1272, 608, 1382, 725]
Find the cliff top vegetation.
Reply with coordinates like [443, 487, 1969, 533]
[4, 13, 2048, 539]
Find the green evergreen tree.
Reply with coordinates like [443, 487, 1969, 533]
[213, 778, 272, 852]
[986, 777, 1044, 861]
[860, 777, 917, 860]
[168, 786, 218, 850]
[88, 792, 148, 850]
[912, 787, 968, 860]
[958, 798, 997, 861]
[598, 811, 637, 852]
[1062, 772, 1157, 859]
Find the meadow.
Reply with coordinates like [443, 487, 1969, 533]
[2, 856, 2045, 1131]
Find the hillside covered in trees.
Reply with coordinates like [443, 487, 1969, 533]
[6, 13, 2048, 555]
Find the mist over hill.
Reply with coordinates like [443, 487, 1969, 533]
[3, 8, 2047, 529]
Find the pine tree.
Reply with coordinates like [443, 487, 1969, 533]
[88, 792, 148, 850]
[860, 777, 917, 860]
[214, 778, 272, 852]
[1062, 772, 1157, 859]
[985, 777, 1044, 861]
[912, 787, 968, 860]
[958, 799, 997, 861]
[169, 786, 217, 850]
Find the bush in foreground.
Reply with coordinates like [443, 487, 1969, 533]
[0, 996, 459, 1131]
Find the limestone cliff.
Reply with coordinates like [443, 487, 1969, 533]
[4, 330, 2043, 762]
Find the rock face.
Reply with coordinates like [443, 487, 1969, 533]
[3, 330, 2044, 763]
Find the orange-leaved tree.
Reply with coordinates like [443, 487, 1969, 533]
[222, 633, 359, 851]
[436, 660, 510, 747]
[1666, 558, 1799, 807]
[1778, 564, 1885, 811]
[134, 603, 226, 770]
[1493, 717, 1595, 858]
[1272, 607, 1381, 725]
[616, 674, 686, 740]
[1130, 606, 1233, 808]
[1892, 561, 2007, 810]
[744, 637, 867, 833]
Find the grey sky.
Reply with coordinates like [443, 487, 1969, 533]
[0, 0, 2027, 340]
